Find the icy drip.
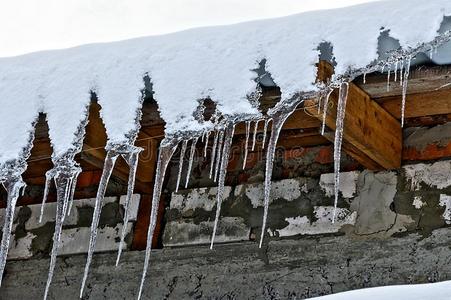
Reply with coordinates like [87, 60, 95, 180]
[386, 67, 391, 92]
[203, 131, 210, 157]
[259, 108, 296, 248]
[242, 121, 251, 169]
[0, 176, 26, 286]
[44, 170, 78, 300]
[138, 138, 179, 300]
[39, 172, 53, 223]
[332, 82, 350, 223]
[66, 169, 81, 217]
[209, 131, 219, 179]
[210, 124, 235, 250]
[401, 56, 411, 128]
[214, 130, 225, 182]
[116, 146, 143, 266]
[185, 137, 198, 188]
[321, 89, 334, 135]
[251, 120, 260, 151]
[175, 140, 188, 192]
[80, 150, 119, 298]
[262, 119, 270, 149]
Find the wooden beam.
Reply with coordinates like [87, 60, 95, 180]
[355, 64, 451, 99]
[304, 62, 402, 170]
[378, 89, 451, 119]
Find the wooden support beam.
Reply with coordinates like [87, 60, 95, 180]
[304, 62, 402, 170]
[378, 89, 451, 119]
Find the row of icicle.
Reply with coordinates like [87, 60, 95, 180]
[0, 49, 431, 300]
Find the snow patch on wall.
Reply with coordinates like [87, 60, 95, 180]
[320, 171, 359, 198]
[163, 217, 249, 247]
[276, 206, 356, 237]
[242, 178, 303, 208]
[171, 187, 232, 212]
[404, 160, 451, 191]
[439, 194, 451, 224]
[413, 196, 425, 209]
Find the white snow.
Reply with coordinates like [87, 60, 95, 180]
[309, 281, 451, 300]
[438, 194, 451, 224]
[404, 160, 451, 191]
[0, 0, 450, 166]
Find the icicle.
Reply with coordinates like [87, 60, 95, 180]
[386, 68, 391, 92]
[39, 171, 53, 223]
[213, 130, 225, 183]
[363, 72, 367, 84]
[242, 121, 251, 169]
[321, 88, 334, 136]
[399, 59, 404, 87]
[394, 60, 398, 82]
[259, 107, 297, 248]
[262, 119, 269, 150]
[201, 131, 206, 143]
[203, 131, 210, 158]
[332, 82, 350, 224]
[175, 140, 188, 192]
[116, 146, 143, 266]
[66, 170, 81, 217]
[138, 139, 179, 300]
[185, 138, 198, 188]
[209, 131, 219, 179]
[44, 165, 81, 300]
[401, 56, 411, 128]
[251, 120, 260, 151]
[210, 124, 235, 249]
[80, 151, 119, 298]
[0, 176, 26, 286]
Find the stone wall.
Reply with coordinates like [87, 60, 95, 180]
[2, 194, 140, 259]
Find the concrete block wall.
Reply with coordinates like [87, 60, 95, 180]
[164, 160, 451, 247]
[1, 194, 140, 260]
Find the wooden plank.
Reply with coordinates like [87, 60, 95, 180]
[305, 81, 402, 170]
[355, 64, 451, 99]
[378, 89, 451, 119]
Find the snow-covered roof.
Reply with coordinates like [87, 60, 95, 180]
[1, 0, 451, 166]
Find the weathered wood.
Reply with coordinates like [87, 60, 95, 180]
[305, 81, 402, 170]
[356, 64, 451, 99]
[379, 89, 451, 119]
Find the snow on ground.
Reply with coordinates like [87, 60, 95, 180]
[0, 0, 450, 165]
[309, 281, 451, 300]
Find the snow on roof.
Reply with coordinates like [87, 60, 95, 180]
[0, 0, 450, 166]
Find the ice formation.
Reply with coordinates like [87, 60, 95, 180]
[0, 0, 450, 299]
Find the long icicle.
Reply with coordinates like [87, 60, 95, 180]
[203, 131, 210, 158]
[262, 119, 270, 150]
[185, 137, 198, 188]
[39, 171, 53, 223]
[175, 140, 188, 192]
[44, 172, 77, 300]
[0, 176, 26, 286]
[401, 56, 411, 128]
[332, 82, 350, 223]
[214, 130, 225, 183]
[209, 131, 219, 178]
[138, 139, 179, 300]
[80, 151, 119, 298]
[259, 108, 297, 248]
[242, 121, 251, 169]
[251, 120, 260, 151]
[116, 147, 142, 266]
[210, 124, 235, 249]
[66, 169, 81, 217]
